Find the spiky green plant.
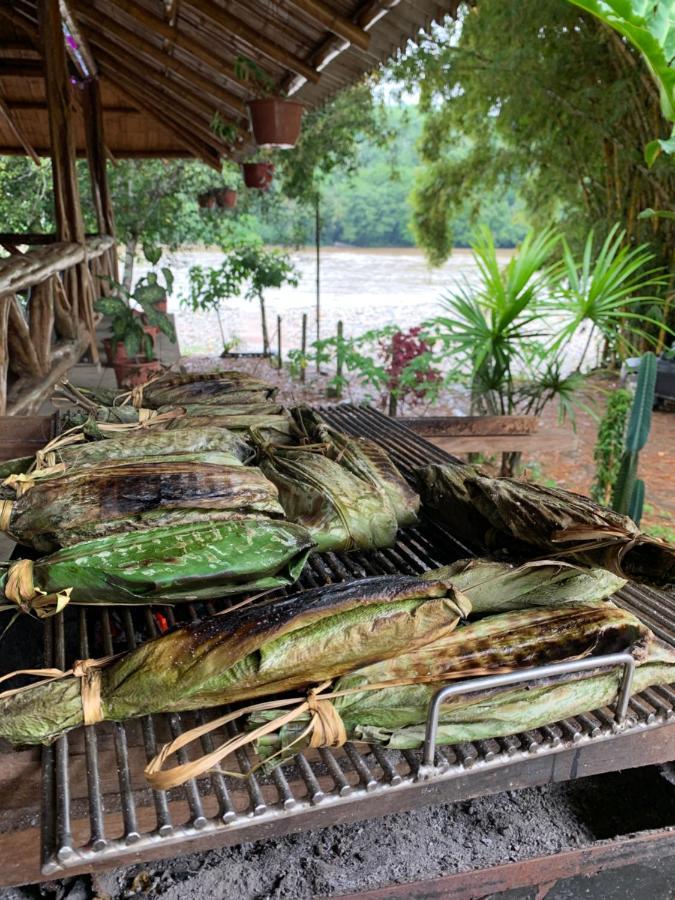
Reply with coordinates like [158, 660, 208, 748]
[611, 352, 658, 524]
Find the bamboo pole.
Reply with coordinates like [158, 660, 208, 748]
[315, 194, 321, 370]
[73, 4, 248, 123]
[184, 0, 320, 83]
[28, 279, 55, 375]
[0, 294, 9, 415]
[300, 312, 307, 383]
[283, 0, 370, 51]
[81, 79, 116, 239]
[277, 314, 282, 370]
[109, 0, 254, 94]
[335, 319, 344, 399]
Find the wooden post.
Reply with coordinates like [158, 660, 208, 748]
[300, 312, 307, 383]
[336, 319, 343, 399]
[277, 315, 282, 370]
[82, 79, 115, 238]
[38, 0, 98, 363]
[0, 294, 9, 415]
[315, 194, 320, 370]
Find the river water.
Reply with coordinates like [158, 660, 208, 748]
[136, 245, 594, 370]
[141, 246, 501, 356]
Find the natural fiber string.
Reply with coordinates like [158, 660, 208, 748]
[0, 499, 13, 532]
[0, 559, 73, 618]
[2, 464, 66, 496]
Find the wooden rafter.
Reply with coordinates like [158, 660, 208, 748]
[283, 0, 370, 51]
[72, 3, 248, 125]
[183, 0, 320, 84]
[0, 89, 40, 165]
[93, 45, 234, 155]
[109, 0, 255, 94]
[99, 65, 222, 171]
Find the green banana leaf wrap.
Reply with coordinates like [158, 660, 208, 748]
[0, 574, 470, 745]
[252, 604, 675, 756]
[0, 517, 313, 615]
[418, 462, 675, 586]
[256, 445, 399, 552]
[163, 410, 297, 440]
[423, 559, 625, 615]
[292, 407, 420, 527]
[139, 371, 277, 408]
[3, 457, 283, 548]
[57, 426, 254, 468]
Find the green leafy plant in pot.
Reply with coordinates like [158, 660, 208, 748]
[237, 56, 304, 149]
[96, 261, 176, 387]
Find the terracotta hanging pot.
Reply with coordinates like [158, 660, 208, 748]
[198, 191, 217, 209]
[247, 98, 304, 149]
[215, 187, 238, 209]
[242, 162, 275, 191]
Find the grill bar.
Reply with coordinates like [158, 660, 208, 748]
[11, 404, 671, 875]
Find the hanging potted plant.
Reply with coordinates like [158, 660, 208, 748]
[237, 56, 304, 149]
[215, 187, 238, 209]
[242, 160, 275, 191]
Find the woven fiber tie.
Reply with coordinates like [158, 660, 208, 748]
[0, 499, 13, 532]
[1, 559, 72, 618]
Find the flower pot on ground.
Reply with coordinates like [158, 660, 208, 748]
[247, 98, 304, 148]
[113, 358, 162, 389]
[103, 337, 128, 367]
[215, 188, 237, 209]
[152, 295, 168, 314]
[242, 162, 274, 190]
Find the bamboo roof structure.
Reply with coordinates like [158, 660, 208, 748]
[0, 1, 459, 168]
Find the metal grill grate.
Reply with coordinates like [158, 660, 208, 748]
[28, 406, 675, 874]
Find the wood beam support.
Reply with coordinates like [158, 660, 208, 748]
[184, 0, 319, 83]
[81, 78, 116, 237]
[59, 0, 98, 77]
[100, 67, 222, 171]
[0, 294, 9, 415]
[72, 2, 248, 123]
[109, 0, 251, 94]
[283, 0, 370, 51]
[94, 49, 227, 155]
[0, 89, 41, 165]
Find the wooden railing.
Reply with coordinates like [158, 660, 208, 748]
[0, 235, 116, 415]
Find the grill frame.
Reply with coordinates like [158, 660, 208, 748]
[14, 404, 674, 876]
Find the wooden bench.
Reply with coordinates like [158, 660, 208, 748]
[402, 415, 578, 455]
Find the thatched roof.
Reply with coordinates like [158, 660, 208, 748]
[0, 1, 458, 166]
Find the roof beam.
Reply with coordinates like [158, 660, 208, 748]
[72, 2, 248, 123]
[59, 0, 98, 76]
[93, 44, 237, 154]
[109, 0, 252, 94]
[99, 66, 222, 171]
[183, 0, 320, 84]
[282, 0, 370, 51]
[0, 88, 41, 165]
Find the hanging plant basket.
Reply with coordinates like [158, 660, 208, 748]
[198, 191, 217, 209]
[215, 187, 238, 209]
[247, 98, 304, 149]
[242, 162, 275, 191]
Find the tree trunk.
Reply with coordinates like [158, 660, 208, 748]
[259, 294, 269, 355]
[122, 237, 137, 293]
[500, 451, 522, 477]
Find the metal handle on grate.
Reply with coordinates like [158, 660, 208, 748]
[421, 652, 636, 770]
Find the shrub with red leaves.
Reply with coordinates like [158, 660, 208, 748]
[379, 326, 441, 410]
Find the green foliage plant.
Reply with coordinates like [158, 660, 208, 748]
[591, 387, 632, 504]
[611, 352, 658, 524]
[96, 263, 176, 361]
[552, 225, 670, 366]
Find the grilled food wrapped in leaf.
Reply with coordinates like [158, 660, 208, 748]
[0, 574, 470, 745]
[140, 371, 277, 408]
[162, 407, 297, 441]
[419, 462, 675, 585]
[293, 407, 419, 526]
[255, 443, 399, 552]
[253, 604, 675, 755]
[0, 517, 314, 617]
[3, 458, 283, 548]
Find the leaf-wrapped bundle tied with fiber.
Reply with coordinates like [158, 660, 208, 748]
[54, 426, 254, 468]
[0, 518, 313, 619]
[292, 407, 420, 526]
[138, 371, 278, 409]
[160, 407, 297, 441]
[252, 603, 675, 757]
[418, 462, 675, 585]
[0, 574, 470, 746]
[2, 457, 283, 549]
[255, 442, 399, 552]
